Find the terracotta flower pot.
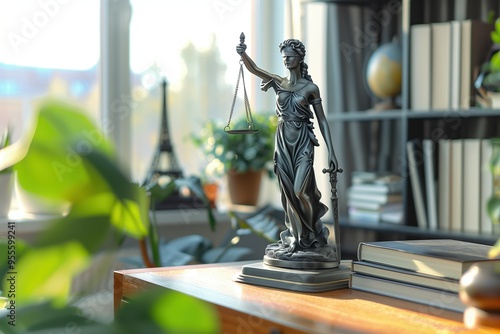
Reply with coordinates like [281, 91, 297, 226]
[203, 183, 218, 208]
[227, 169, 263, 206]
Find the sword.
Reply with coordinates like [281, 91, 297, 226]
[322, 166, 343, 267]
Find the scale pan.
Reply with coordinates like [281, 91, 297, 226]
[225, 129, 260, 135]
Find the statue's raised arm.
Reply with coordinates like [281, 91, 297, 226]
[236, 33, 274, 82]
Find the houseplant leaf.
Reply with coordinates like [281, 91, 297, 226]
[115, 288, 219, 333]
[9, 242, 90, 306]
[15, 100, 114, 202]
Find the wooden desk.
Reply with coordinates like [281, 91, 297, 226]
[114, 262, 495, 334]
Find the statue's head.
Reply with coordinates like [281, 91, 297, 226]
[279, 39, 312, 81]
[279, 39, 306, 60]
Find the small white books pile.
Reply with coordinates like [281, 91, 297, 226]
[347, 171, 403, 224]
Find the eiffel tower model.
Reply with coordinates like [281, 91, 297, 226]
[144, 78, 196, 210]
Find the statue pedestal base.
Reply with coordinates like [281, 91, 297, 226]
[234, 260, 351, 292]
[263, 254, 339, 269]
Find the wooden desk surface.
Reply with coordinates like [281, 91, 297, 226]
[114, 262, 497, 334]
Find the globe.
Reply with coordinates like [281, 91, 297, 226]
[365, 41, 402, 99]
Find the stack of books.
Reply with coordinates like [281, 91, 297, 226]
[350, 239, 500, 312]
[347, 172, 403, 224]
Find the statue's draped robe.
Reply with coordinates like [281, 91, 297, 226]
[262, 77, 330, 253]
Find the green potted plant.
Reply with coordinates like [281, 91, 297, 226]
[0, 127, 14, 216]
[191, 112, 277, 206]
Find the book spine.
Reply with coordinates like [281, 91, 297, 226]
[423, 139, 438, 230]
[438, 139, 451, 231]
[462, 139, 481, 234]
[407, 140, 428, 229]
[410, 24, 431, 111]
[480, 139, 493, 234]
[450, 139, 464, 232]
[431, 22, 451, 110]
[450, 20, 461, 110]
[357, 242, 365, 262]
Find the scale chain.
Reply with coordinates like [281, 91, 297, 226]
[226, 60, 244, 131]
[240, 63, 254, 130]
[225, 32, 257, 134]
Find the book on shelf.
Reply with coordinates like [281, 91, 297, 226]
[347, 191, 402, 205]
[480, 139, 493, 234]
[349, 273, 465, 313]
[348, 207, 380, 223]
[407, 139, 428, 229]
[434, 138, 494, 234]
[348, 203, 403, 224]
[462, 139, 481, 234]
[410, 20, 492, 111]
[357, 239, 499, 280]
[348, 180, 403, 195]
[410, 23, 431, 111]
[450, 20, 462, 110]
[351, 261, 460, 293]
[450, 139, 463, 232]
[380, 209, 403, 224]
[350, 171, 401, 185]
[438, 139, 451, 231]
[347, 171, 403, 224]
[431, 22, 452, 110]
[347, 199, 401, 211]
[460, 20, 494, 109]
[423, 139, 438, 230]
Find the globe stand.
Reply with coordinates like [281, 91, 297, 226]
[370, 97, 397, 111]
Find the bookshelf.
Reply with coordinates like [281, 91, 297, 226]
[307, 0, 500, 243]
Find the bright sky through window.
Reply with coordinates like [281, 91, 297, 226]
[0, 0, 251, 85]
[129, 0, 251, 85]
[0, 0, 100, 70]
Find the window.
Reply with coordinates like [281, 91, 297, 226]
[0, 0, 100, 141]
[0, 0, 286, 195]
[128, 0, 252, 182]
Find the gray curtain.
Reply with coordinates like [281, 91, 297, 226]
[324, 1, 400, 214]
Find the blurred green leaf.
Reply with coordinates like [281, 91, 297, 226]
[491, 31, 500, 44]
[10, 242, 89, 306]
[0, 301, 100, 333]
[146, 179, 177, 201]
[495, 17, 500, 38]
[152, 291, 219, 333]
[84, 149, 135, 200]
[15, 100, 114, 202]
[490, 51, 500, 72]
[490, 237, 500, 258]
[35, 214, 113, 254]
[0, 240, 28, 282]
[487, 196, 500, 225]
[111, 197, 148, 239]
[115, 288, 219, 333]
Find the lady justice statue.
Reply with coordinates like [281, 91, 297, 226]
[236, 34, 341, 270]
